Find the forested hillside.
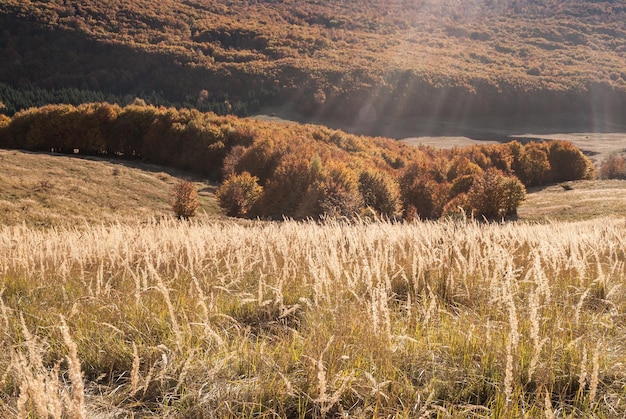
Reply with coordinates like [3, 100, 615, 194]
[1, 0, 626, 125]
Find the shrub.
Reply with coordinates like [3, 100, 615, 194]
[259, 151, 319, 219]
[516, 143, 551, 186]
[548, 140, 595, 183]
[358, 169, 402, 218]
[171, 180, 199, 219]
[599, 154, 626, 179]
[318, 162, 364, 219]
[0, 114, 9, 129]
[467, 168, 526, 220]
[216, 172, 263, 217]
[499, 176, 527, 217]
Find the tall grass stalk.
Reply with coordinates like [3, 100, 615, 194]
[0, 217, 625, 417]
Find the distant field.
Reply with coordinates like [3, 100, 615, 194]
[254, 107, 626, 165]
[401, 130, 626, 164]
[519, 179, 626, 221]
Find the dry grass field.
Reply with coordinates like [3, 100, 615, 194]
[0, 149, 220, 227]
[519, 180, 626, 222]
[1, 215, 625, 417]
[1, 149, 626, 417]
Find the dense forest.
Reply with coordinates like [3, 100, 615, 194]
[1, 0, 626, 125]
[0, 103, 595, 220]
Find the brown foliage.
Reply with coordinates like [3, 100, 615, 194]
[358, 169, 402, 218]
[216, 172, 263, 217]
[599, 154, 626, 179]
[2, 0, 626, 122]
[516, 142, 551, 186]
[0, 103, 594, 222]
[467, 168, 526, 220]
[547, 140, 595, 182]
[171, 180, 199, 219]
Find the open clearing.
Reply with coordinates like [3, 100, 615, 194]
[518, 179, 626, 221]
[254, 108, 626, 165]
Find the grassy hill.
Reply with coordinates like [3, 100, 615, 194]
[1, 0, 626, 127]
[1, 138, 625, 418]
[0, 148, 221, 227]
[2, 3, 626, 414]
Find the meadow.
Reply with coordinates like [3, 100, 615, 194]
[1, 213, 625, 417]
[2, 0, 626, 416]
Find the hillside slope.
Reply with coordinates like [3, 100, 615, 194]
[1, 147, 623, 227]
[0, 149, 220, 227]
[1, 0, 626, 127]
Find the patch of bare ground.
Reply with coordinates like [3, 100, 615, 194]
[518, 179, 626, 221]
[0, 149, 222, 227]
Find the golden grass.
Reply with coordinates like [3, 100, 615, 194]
[0, 149, 221, 227]
[1, 216, 625, 417]
[518, 179, 626, 221]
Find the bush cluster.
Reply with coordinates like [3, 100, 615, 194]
[0, 103, 596, 221]
[215, 120, 594, 221]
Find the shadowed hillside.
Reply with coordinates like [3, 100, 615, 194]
[1, 0, 626, 128]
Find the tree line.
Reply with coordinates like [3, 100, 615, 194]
[0, 103, 595, 220]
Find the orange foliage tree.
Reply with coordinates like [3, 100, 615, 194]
[171, 180, 199, 219]
[466, 168, 526, 220]
[216, 172, 263, 217]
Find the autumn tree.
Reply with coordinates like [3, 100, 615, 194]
[171, 180, 199, 219]
[260, 150, 321, 219]
[317, 161, 363, 219]
[358, 169, 402, 218]
[467, 168, 526, 220]
[399, 161, 445, 219]
[547, 140, 595, 182]
[0, 114, 9, 129]
[216, 172, 263, 217]
[516, 142, 551, 186]
[599, 154, 626, 179]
